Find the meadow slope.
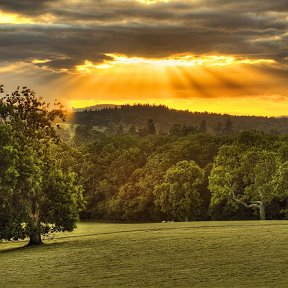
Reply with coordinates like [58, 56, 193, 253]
[1, 221, 287, 288]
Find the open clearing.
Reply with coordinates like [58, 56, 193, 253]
[1, 221, 288, 287]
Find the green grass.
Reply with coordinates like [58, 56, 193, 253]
[1, 221, 288, 287]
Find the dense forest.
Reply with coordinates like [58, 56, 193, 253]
[70, 104, 288, 134]
[61, 108, 288, 222]
[1, 92, 288, 245]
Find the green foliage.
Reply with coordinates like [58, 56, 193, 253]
[209, 145, 243, 207]
[154, 161, 204, 221]
[146, 119, 156, 135]
[237, 130, 273, 147]
[77, 130, 223, 222]
[223, 118, 233, 134]
[67, 120, 288, 222]
[241, 149, 279, 203]
[0, 86, 84, 244]
[169, 124, 198, 136]
[209, 136, 285, 220]
[272, 161, 288, 217]
[2, 92, 285, 225]
[199, 120, 207, 132]
[72, 103, 288, 135]
[41, 166, 84, 232]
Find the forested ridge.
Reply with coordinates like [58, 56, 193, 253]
[71, 104, 288, 134]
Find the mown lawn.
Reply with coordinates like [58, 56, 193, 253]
[1, 221, 287, 287]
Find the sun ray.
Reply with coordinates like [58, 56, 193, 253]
[23, 52, 283, 116]
[137, 0, 169, 5]
[74, 54, 275, 75]
[0, 10, 34, 24]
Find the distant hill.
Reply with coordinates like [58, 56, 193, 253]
[73, 104, 119, 112]
[69, 104, 288, 134]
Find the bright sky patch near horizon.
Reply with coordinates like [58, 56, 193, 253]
[0, 0, 288, 116]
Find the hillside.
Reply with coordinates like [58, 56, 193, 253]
[70, 104, 288, 134]
[1, 222, 287, 287]
[73, 104, 119, 112]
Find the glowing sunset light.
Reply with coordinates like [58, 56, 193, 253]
[76, 60, 112, 73]
[138, 0, 169, 4]
[0, 10, 33, 24]
[0, 10, 55, 24]
[74, 54, 275, 74]
[60, 50, 285, 117]
[32, 59, 51, 64]
[1, 0, 288, 117]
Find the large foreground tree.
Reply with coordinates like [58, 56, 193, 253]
[0, 86, 84, 245]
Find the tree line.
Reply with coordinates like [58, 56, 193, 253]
[71, 122, 288, 222]
[71, 104, 288, 134]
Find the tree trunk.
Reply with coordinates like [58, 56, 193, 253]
[29, 230, 43, 245]
[259, 203, 266, 220]
[184, 215, 189, 222]
[28, 199, 43, 245]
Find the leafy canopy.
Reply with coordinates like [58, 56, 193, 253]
[0, 86, 84, 244]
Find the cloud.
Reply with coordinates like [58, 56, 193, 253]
[0, 0, 288, 93]
[0, 0, 55, 15]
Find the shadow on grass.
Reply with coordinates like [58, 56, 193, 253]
[2, 221, 288, 253]
[1, 237, 85, 254]
[0, 241, 56, 253]
[0, 244, 29, 254]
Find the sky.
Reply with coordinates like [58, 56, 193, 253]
[0, 0, 288, 116]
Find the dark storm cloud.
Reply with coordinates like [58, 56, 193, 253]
[35, 54, 113, 70]
[0, 0, 288, 71]
[182, 11, 288, 32]
[0, 0, 54, 15]
[206, 0, 288, 13]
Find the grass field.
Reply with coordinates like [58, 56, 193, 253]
[1, 221, 288, 287]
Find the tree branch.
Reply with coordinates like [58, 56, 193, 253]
[231, 191, 262, 209]
[231, 191, 250, 208]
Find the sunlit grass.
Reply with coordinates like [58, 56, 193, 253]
[1, 221, 287, 287]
